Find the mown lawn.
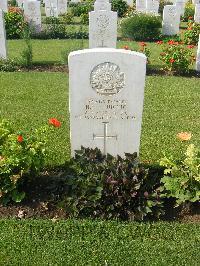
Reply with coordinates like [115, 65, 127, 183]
[0, 72, 199, 165]
[0, 219, 200, 265]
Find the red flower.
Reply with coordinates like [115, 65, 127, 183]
[169, 58, 175, 63]
[187, 45, 194, 49]
[123, 45, 130, 50]
[49, 118, 61, 128]
[156, 40, 163, 45]
[188, 16, 193, 20]
[168, 40, 175, 45]
[17, 135, 23, 143]
[140, 42, 147, 47]
[187, 27, 193, 30]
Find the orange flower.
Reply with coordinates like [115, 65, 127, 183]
[123, 45, 130, 50]
[169, 58, 175, 63]
[140, 42, 147, 47]
[187, 27, 193, 30]
[156, 41, 163, 45]
[177, 132, 192, 141]
[49, 118, 61, 128]
[187, 45, 194, 49]
[17, 135, 23, 143]
[168, 40, 175, 45]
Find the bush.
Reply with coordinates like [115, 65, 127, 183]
[0, 59, 17, 72]
[80, 13, 89, 25]
[71, 2, 93, 17]
[182, 3, 195, 22]
[59, 147, 163, 221]
[111, 0, 129, 18]
[158, 40, 195, 74]
[5, 8, 26, 39]
[184, 22, 200, 45]
[61, 12, 74, 24]
[120, 13, 162, 41]
[160, 144, 200, 206]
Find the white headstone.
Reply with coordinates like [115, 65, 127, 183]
[136, 0, 146, 12]
[192, 0, 200, 4]
[125, 0, 133, 7]
[0, 0, 8, 13]
[0, 9, 7, 59]
[17, 0, 24, 8]
[24, 0, 42, 32]
[89, 0, 117, 48]
[194, 4, 200, 23]
[45, 0, 58, 17]
[196, 35, 200, 72]
[146, 0, 159, 15]
[57, 0, 67, 15]
[175, 0, 186, 16]
[69, 48, 147, 157]
[162, 5, 180, 36]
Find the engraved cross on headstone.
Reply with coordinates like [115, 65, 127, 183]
[93, 122, 117, 155]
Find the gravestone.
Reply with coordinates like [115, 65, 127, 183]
[0, 9, 7, 59]
[194, 4, 200, 23]
[136, 0, 146, 12]
[0, 0, 8, 13]
[69, 48, 147, 157]
[89, 0, 117, 48]
[146, 0, 159, 15]
[192, 0, 200, 4]
[17, 0, 24, 8]
[196, 35, 200, 72]
[45, 0, 58, 17]
[58, 0, 67, 15]
[125, 0, 133, 6]
[175, 0, 186, 16]
[162, 5, 180, 36]
[24, 0, 42, 32]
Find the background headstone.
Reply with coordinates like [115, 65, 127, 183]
[0, 9, 7, 59]
[89, 0, 117, 48]
[69, 48, 147, 157]
[196, 34, 200, 72]
[45, 0, 58, 17]
[194, 4, 200, 23]
[175, 0, 186, 16]
[0, 0, 8, 13]
[17, 0, 24, 8]
[146, 0, 159, 15]
[24, 0, 42, 32]
[136, 0, 146, 12]
[162, 5, 180, 36]
[57, 0, 67, 15]
[125, 0, 133, 6]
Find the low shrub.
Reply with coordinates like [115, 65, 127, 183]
[80, 13, 89, 25]
[20, 25, 33, 68]
[71, 2, 93, 17]
[120, 13, 162, 41]
[111, 0, 129, 18]
[182, 3, 195, 22]
[5, 8, 26, 39]
[158, 40, 195, 73]
[160, 142, 200, 206]
[0, 118, 61, 204]
[44, 16, 60, 25]
[184, 22, 200, 45]
[59, 147, 163, 221]
[0, 59, 17, 72]
[122, 42, 151, 64]
[61, 12, 74, 24]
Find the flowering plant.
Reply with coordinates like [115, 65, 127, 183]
[158, 40, 195, 73]
[138, 42, 151, 63]
[184, 22, 200, 45]
[0, 118, 61, 204]
[160, 134, 200, 206]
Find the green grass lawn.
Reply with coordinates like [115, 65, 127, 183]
[0, 219, 200, 265]
[0, 72, 199, 166]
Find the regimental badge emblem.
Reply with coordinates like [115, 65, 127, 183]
[90, 62, 125, 95]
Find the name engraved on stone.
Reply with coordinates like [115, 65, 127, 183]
[75, 99, 136, 120]
[90, 62, 125, 95]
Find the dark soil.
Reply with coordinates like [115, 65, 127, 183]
[18, 64, 68, 73]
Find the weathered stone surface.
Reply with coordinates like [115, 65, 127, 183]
[0, 9, 7, 59]
[195, 4, 200, 23]
[0, 0, 8, 13]
[58, 0, 67, 15]
[196, 35, 200, 72]
[162, 5, 180, 36]
[24, 0, 42, 32]
[45, 0, 58, 17]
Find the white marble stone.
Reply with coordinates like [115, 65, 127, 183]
[45, 0, 58, 17]
[0, 9, 7, 59]
[192, 0, 200, 4]
[175, 0, 186, 16]
[89, 0, 117, 48]
[162, 5, 181, 36]
[17, 0, 24, 8]
[68, 48, 147, 157]
[125, 0, 133, 7]
[0, 0, 8, 13]
[194, 4, 200, 23]
[136, 0, 146, 12]
[146, 0, 159, 15]
[24, 0, 42, 32]
[196, 35, 200, 72]
[58, 0, 67, 15]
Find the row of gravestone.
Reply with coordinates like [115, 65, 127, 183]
[0, 0, 200, 156]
